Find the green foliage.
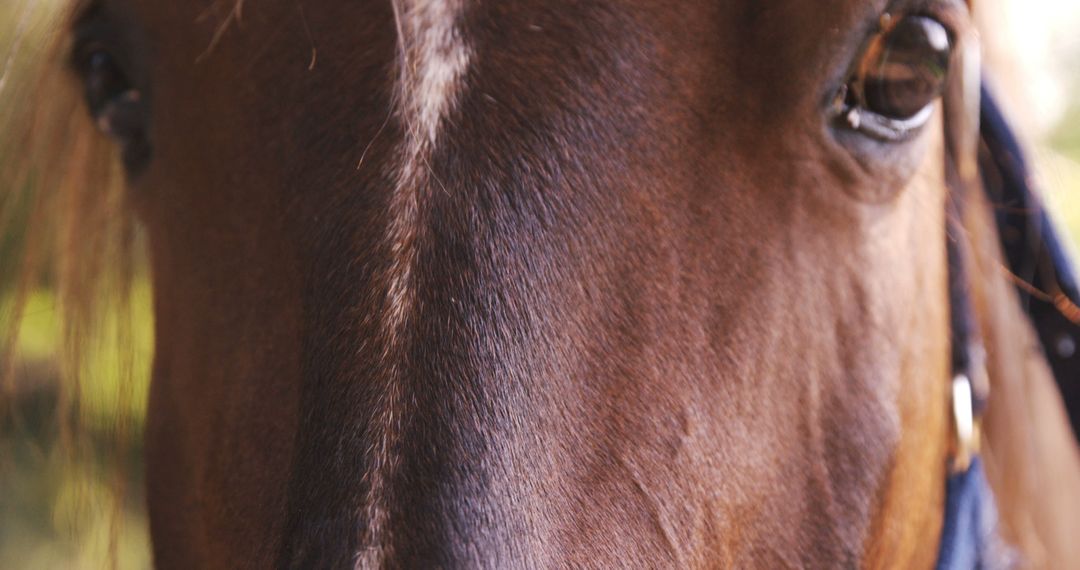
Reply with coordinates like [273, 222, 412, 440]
[1, 282, 153, 569]
[1051, 103, 1080, 160]
[1041, 101, 1080, 248]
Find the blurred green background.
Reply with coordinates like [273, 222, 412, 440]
[2, 1, 1079, 569]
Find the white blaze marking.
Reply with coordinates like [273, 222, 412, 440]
[385, 0, 470, 342]
[358, 1, 470, 566]
[400, 0, 471, 149]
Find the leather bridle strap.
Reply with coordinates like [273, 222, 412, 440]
[936, 96, 1004, 565]
[945, 192, 986, 473]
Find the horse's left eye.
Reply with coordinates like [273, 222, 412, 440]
[861, 16, 951, 120]
[838, 15, 954, 140]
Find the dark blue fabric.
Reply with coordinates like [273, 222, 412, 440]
[980, 85, 1080, 439]
[935, 459, 1012, 570]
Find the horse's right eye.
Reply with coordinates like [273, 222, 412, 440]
[72, 41, 152, 174]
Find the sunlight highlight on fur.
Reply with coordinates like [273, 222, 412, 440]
[359, 1, 472, 565]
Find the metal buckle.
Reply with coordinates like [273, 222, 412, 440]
[950, 373, 980, 473]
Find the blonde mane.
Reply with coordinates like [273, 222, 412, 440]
[1, 2, 139, 565]
[963, 186, 1080, 567]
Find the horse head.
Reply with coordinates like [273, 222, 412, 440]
[21, 0, 1079, 566]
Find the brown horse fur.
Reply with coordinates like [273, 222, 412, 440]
[1, 0, 1078, 567]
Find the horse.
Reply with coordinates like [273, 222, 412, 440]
[3, 0, 1080, 567]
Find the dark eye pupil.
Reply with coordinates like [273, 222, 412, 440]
[81, 49, 129, 115]
[861, 16, 951, 119]
[88, 50, 111, 71]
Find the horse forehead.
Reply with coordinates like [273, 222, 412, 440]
[384, 0, 877, 153]
[150, 0, 877, 147]
[406, 0, 871, 46]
